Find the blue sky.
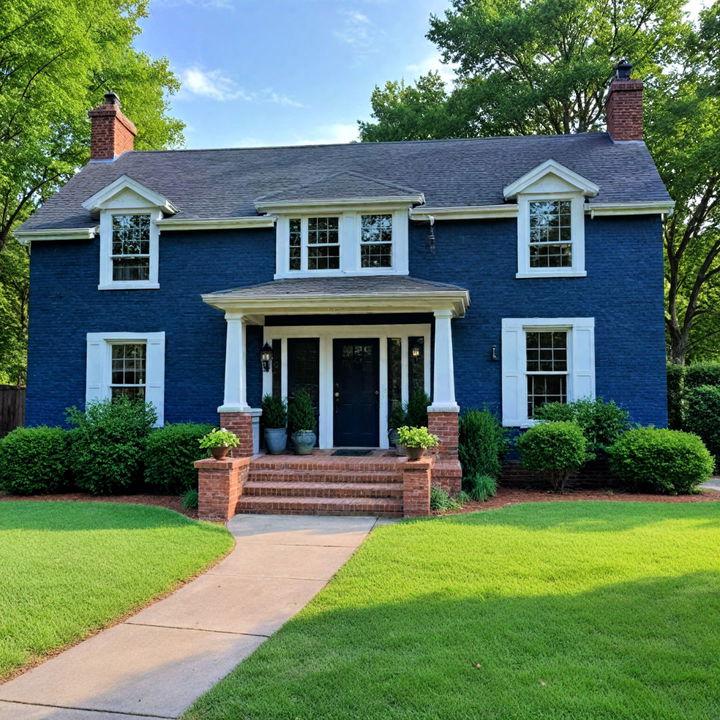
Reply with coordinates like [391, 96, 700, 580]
[135, 0, 708, 150]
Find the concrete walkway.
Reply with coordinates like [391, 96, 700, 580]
[702, 478, 720, 491]
[0, 514, 379, 719]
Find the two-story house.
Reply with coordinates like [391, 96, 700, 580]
[16, 62, 672, 516]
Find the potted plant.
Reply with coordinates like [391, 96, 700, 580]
[261, 394, 288, 455]
[198, 428, 240, 460]
[388, 401, 408, 455]
[287, 388, 316, 455]
[396, 425, 440, 461]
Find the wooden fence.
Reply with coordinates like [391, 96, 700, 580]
[0, 385, 25, 437]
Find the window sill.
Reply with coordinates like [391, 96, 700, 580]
[515, 271, 587, 279]
[274, 268, 407, 280]
[98, 282, 160, 291]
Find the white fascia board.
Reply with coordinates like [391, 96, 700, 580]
[254, 195, 425, 213]
[157, 216, 276, 231]
[503, 159, 600, 199]
[82, 175, 178, 214]
[586, 201, 675, 217]
[411, 205, 518, 221]
[14, 227, 97, 244]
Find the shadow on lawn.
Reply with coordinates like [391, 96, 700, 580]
[185, 571, 720, 720]
[434, 500, 720, 533]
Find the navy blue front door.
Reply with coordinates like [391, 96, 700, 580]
[333, 339, 379, 447]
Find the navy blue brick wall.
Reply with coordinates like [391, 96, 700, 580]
[409, 215, 667, 426]
[27, 215, 667, 428]
[26, 228, 275, 426]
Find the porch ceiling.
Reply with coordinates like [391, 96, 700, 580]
[202, 275, 469, 318]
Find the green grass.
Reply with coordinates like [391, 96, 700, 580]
[185, 502, 720, 720]
[0, 501, 232, 678]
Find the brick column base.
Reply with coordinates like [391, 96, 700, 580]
[402, 457, 434, 517]
[219, 412, 255, 457]
[195, 456, 250, 522]
[427, 410, 462, 494]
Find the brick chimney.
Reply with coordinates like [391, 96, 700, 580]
[606, 60, 643, 141]
[87, 92, 137, 160]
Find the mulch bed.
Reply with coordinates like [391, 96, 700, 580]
[0, 492, 197, 519]
[438, 485, 720, 515]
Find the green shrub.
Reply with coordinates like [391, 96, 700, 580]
[464, 473, 497, 502]
[182, 488, 199, 509]
[0, 426, 70, 495]
[458, 408, 509, 480]
[406, 389, 430, 428]
[685, 362, 720, 390]
[534, 398, 629, 457]
[430, 483, 461, 511]
[261, 394, 287, 429]
[608, 427, 713, 494]
[287, 388, 316, 434]
[67, 397, 156, 495]
[666, 364, 686, 430]
[684, 385, 720, 469]
[144, 423, 213, 494]
[389, 401, 407, 431]
[516, 421, 588, 492]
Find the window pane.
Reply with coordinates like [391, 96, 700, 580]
[387, 338, 401, 416]
[289, 218, 301, 271]
[526, 331, 567, 372]
[409, 336, 424, 393]
[112, 256, 150, 281]
[361, 243, 392, 268]
[528, 201, 572, 268]
[308, 244, 340, 269]
[111, 386, 146, 402]
[112, 215, 150, 256]
[308, 217, 339, 244]
[527, 375, 567, 417]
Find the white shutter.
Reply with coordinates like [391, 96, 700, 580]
[570, 319, 595, 401]
[501, 319, 525, 427]
[145, 333, 165, 426]
[85, 335, 107, 404]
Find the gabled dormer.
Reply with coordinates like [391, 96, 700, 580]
[82, 175, 177, 290]
[255, 171, 425, 279]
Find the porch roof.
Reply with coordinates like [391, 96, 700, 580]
[202, 275, 469, 318]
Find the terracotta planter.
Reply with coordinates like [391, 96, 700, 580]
[210, 446, 231, 460]
[405, 446, 425, 461]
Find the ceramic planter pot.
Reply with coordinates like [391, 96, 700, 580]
[388, 428, 405, 456]
[264, 427, 288, 455]
[210, 446, 230, 460]
[404, 445, 425, 461]
[291, 430, 316, 455]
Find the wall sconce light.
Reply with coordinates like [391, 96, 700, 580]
[490, 345, 498, 362]
[261, 342, 273, 372]
[427, 215, 436, 254]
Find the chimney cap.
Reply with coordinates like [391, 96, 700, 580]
[614, 59, 633, 80]
[103, 91, 120, 107]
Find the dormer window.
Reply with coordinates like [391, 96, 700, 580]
[360, 214, 392, 268]
[308, 217, 340, 269]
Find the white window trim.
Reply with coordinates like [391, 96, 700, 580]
[262, 324, 431, 449]
[98, 208, 161, 290]
[501, 317, 595, 427]
[86, 331, 165, 426]
[516, 192, 586, 278]
[274, 210, 409, 279]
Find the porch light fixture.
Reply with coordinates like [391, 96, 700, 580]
[261, 342, 273, 372]
[411, 345, 421, 358]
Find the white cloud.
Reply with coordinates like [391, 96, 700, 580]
[178, 67, 303, 107]
[334, 10, 374, 49]
[233, 123, 359, 149]
[406, 52, 457, 86]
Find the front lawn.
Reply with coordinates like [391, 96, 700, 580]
[186, 502, 720, 720]
[0, 502, 232, 678]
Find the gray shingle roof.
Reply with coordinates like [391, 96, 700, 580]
[20, 132, 670, 231]
[205, 275, 466, 298]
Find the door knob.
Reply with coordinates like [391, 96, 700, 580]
[334, 392, 340, 398]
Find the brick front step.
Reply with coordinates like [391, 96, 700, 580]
[250, 457, 405, 473]
[244, 480, 403, 499]
[236, 495, 403, 517]
[247, 468, 403, 484]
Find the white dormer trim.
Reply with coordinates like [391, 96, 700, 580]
[82, 175, 177, 215]
[503, 160, 599, 200]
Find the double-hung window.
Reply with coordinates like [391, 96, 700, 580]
[360, 214, 392, 268]
[525, 330, 568, 418]
[307, 217, 340, 270]
[110, 343, 147, 401]
[111, 215, 151, 281]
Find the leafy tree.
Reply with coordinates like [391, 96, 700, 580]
[0, 238, 29, 384]
[0, 0, 184, 383]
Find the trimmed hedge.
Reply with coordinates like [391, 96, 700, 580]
[144, 423, 214, 494]
[608, 427, 712, 494]
[685, 362, 720, 390]
[516, 421, 588, 492]
[67, 397, 156, 495]
[666, 364, 685, 430]
[683, 385, 720, 470]
[0, 426, 70, 495]
[458, 408, 508, 482]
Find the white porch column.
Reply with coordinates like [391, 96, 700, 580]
[218, 312, 251, 412]
[429, 309, 459, 412]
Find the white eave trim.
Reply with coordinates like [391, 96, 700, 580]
[14, 226, 97, 244]
[411, 205, 518, 221]
[503, 159, 600, 200]
[156, 216, 276, 231]
[82, 175, 178, 215]
[254, 194, 425, 213]
[586, 201, 675, 217]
